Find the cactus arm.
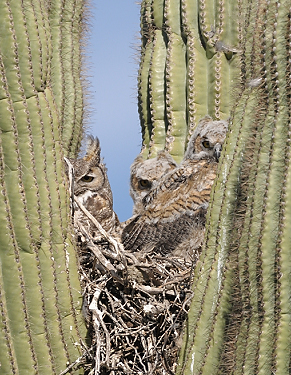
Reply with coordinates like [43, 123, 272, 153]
[60, 0, 84, 155]
[220, 1, 239, 48]
[48, 0, 63, 128]
[152, 0, 163, 29]
[181, 0, 209, 136]
[148, 30, 167, 156]
[199, 0, 241, 120]
[164, 0, 187, 160]
[138, 0, 154, 157]
[164, 33, 187, 161]
[49, 0, 85, 156]
[138, 38, 153, 158]
[198, 0, 215, 47]
[165, 0, 181, 35]
[186, 39, 209, 134]
[139, 0, 239, 162]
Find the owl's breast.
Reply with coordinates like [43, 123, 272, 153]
[76, 190, 116, 234]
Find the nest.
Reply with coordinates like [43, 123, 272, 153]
[64, 159, 195, 375]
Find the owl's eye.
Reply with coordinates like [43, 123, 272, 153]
[202, 140, 211, 148]
[138, 179, 152, 190]
[81, 175, 94, 182]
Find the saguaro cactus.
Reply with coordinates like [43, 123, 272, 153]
[138, 0, 291, 374]
[177, 0, 291, 373]
[138, 0, 240, 161]
[0, 1, 86, 374]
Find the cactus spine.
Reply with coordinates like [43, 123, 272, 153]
[0, 1, 86, 374]
[137, 0, 291, 373]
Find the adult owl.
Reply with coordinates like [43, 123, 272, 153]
[70, 136, 119, 237]
[122, 116, 228, 258]
[130, 151, 177, 215]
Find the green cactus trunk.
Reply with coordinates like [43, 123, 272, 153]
[138, 0, 291, 373]
[138, 0, 240, 162]
[0, 1, 86, 374]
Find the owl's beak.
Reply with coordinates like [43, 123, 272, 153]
[214, 143, 222, 162]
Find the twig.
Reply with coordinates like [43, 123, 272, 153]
[64, 157, 75, 215]
[75, 196, 126, 264]
[77, 221, 122, 282]
[89, 286, 111, 373]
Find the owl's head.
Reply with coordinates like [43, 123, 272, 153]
[184, 116, 229, 161]
[70, 136, 110, 196]
[130, 150, 177, 214]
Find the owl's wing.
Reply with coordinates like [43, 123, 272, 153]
[122, 159, 217, 254]
[122, 208, 206, 255]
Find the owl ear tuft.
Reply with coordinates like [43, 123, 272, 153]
[156, 150, 178, 168]
[133, 154, 144, 164]
[199, 115, 213, 123]
[130, 154, 145, 174]
[84, 135, 101, 165]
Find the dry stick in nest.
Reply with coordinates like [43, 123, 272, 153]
[89, 284, 110, 374]
[75, 216, 124, 282]
[161, 292, 194, 375]
[75, 198, 126, 277]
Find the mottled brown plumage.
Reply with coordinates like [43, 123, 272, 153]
[130, 150, 177, 215]
[70, 136, 119, 237]
[122, 116, 228, 258]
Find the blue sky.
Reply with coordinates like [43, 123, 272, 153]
[85, 2, 142, 222]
